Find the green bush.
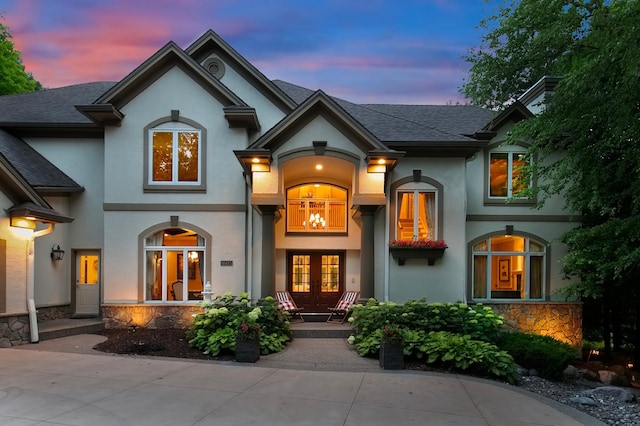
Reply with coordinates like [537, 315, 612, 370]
[497, 332, 579, 380]
[348, 298, 505, 353]
[346, 298, 516, 383]
[411, 331, 519, 384]
[187, 292, 292, 356]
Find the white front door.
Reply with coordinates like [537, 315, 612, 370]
[75, 251, 100, 316]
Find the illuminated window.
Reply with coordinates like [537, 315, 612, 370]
[149, 129, 200, 185]
[144, 228, 205, 302]
[472, 235, 545, 301]
[489, 152, 529, 198]
[286, 184, 347, 233]
[396, 190, 437, 240]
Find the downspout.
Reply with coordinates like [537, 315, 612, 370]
[384, 174, 391, 302]
[27, 223, 55, 343]
[244, 172, 253, 300]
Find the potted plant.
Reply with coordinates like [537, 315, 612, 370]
[389, 238, 448, 265]
[235, 318, 261, 363]
[379, 325, 405, 370]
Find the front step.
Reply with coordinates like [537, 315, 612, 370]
[290, 322, 352, 339]
[37, 318, 105, 341]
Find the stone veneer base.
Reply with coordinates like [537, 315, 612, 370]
[0, 314, 30, 347]
[101, 304, 204, 329]
[487, 302, 582, 347]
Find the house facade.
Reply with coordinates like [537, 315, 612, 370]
[0, 30, 581, 347]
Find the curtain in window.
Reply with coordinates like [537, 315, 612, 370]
[473, 255, 487, 298]
[530, 256, 543, 299]
[145, 231, 165, 301]
[424, 192, 436, 239]
[197, 235, 205, 285]
[146, 251, 161, 300]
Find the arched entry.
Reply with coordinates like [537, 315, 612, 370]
[143, 227, 206, 302]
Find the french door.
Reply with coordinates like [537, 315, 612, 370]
[287, 251, 344, 312]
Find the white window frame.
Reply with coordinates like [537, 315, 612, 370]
[471, 236, 545, 301]
[148, 127, 202, 186]
[395, 184, 438, 241]
[144, 234, 206, 303]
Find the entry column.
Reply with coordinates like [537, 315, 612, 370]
[256, 205, 278, 298]
[358, 205, 378, 299]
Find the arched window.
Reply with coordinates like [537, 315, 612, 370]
[286, 183, 347, 233]
[144, 228, 205, 302]
[471, 234, 546, 301]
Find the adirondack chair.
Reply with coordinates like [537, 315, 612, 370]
[326, 291, 360, 323]
[275, 291, 305, 322]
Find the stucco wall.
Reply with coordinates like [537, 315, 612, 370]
[384, 158, 468, 304]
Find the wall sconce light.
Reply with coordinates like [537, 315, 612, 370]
[505, 225, 514, 236]
[50, 245, 65, 261]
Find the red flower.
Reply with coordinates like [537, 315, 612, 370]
[389, 239, 448, 249]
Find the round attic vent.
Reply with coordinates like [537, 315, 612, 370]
[203, 57, 225, 79]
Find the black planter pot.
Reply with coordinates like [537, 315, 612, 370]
[379, 341, 405, 370]
[235, 337, 260, 363]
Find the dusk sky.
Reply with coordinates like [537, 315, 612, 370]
[0, 0, 499, 105]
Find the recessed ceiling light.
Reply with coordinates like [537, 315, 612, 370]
[378, 159, 386, 165]
[251, 158, 260, 163]
[315, 164, 323, 170]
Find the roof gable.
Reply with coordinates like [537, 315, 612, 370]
[185, 30, 297, 114]
[88, 41, 246, 112]
[248, 90, 391, 154]
[482, 101, 534, 132]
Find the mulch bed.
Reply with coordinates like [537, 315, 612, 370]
[94, 328, 234, 361]
[93, 328, 444, 372]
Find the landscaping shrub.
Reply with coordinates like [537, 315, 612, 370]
[187, 292, 292, 356]
[347, 298, 517, 383]
[348, 298, 505, 351]
[411, 331, 518, 384]
[497, 331, 579, 380]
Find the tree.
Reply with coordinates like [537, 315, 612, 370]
[0, 15, 41, 95]
[462, 0, 640, 364]
[461, 0, 598, 109]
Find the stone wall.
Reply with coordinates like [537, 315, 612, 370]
[0, 314, 30, 347]
[487, 302, 582, 347]
[101, 304, 204, 329]
[36, 305, 72, 321]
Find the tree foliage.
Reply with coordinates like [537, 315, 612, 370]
[462, 0, 640, 360]
[461, 0, 599, 108]
[0, 15, 41, 95]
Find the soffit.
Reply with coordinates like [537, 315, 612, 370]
[282, 155, 353, 188]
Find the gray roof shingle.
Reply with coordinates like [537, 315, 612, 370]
[0, 82, 116, 124]
[0, 129, 82, 190]
[272, 80, 496, 143]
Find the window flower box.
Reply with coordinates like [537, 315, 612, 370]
[389, 239, 448, 266]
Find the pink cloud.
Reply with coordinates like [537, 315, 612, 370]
[5, 0, 205, 87]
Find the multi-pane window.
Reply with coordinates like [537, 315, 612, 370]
[144, 228, 205, 302]
[472, 235, 545, 301]
[489, 152, 529, 198]
[396, 190, 437, 240]
[286, 184, 347, 233]
[291, 255, 310, 292]
[149, 129, 200, 185]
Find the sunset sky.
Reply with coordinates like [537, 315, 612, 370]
[0, 0, 498, 104]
